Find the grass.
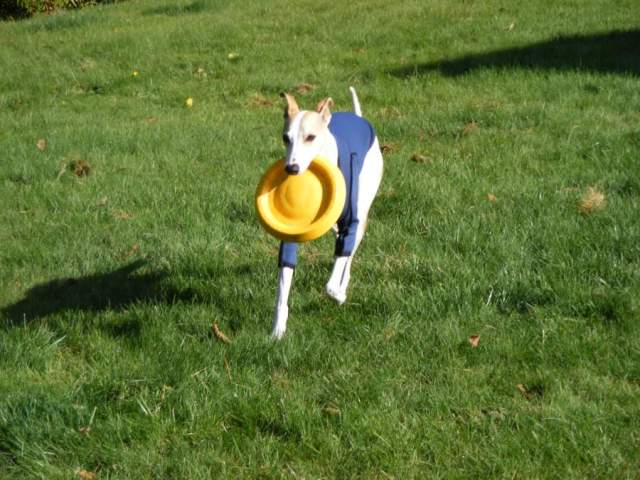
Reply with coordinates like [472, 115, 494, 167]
[1, 0, 639, 477]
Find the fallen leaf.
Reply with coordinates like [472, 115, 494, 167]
[195, 67, 207, 77]
[80, 58, 96, 72]
[97, 196, 108, 207]
[212, 323, 231, 344]
[70, 160, 91, 177]
[506, 21, 515, 31]
[381, 142, 400, 153]
[516, 384, 532, 400]
[578, 186, 606, 214]
[113, 210, 133, 221]
[247, 93, 275, 108]
[185, 97, 194, 108]
[462, 121, 478, 136]
[227, 52, 240, 61]
[146, 116, 158, 124]
[380, 106, 403, 118]
[294, 83, 315, 95]
[75, 469, 96, 480]
[487, 193, 497, 202]
[469, 334, 480, 348]
[36, 138, 47, 151]
[122, 244, 140, 259]
[410, 153, 428, 163]
[160, 384, 173, 401]
[321, 404, 341, 417]
[78, 426, 91, 435]
[271, 371, 290, 388]
[383, 325, 396, 340]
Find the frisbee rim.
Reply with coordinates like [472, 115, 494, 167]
[255, 157, 346, 242]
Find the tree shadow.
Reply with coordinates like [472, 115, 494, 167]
[0, 260, 198, 327]
[0, 0, 121, 21]
[391, 29, 640, 78]
[0, 3, 29, 20]
[142, 1, 207, 16]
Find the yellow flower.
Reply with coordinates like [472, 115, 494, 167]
[185, 97, 194, 108]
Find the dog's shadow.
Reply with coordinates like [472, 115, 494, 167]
[1, 260, 199, 327]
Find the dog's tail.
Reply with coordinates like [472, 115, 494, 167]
[349, 86, 362, 117]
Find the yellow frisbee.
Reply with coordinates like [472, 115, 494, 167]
[255, 157, 346, 242]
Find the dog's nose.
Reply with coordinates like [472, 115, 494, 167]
[285, 163, 300, 175]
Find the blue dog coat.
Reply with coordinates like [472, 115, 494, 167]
[279, 112, 376, 268]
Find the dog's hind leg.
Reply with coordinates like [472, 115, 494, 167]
[325, 209, 368, 304]
[326, 140, 383, 304]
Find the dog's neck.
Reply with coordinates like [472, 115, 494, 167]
[318, 127, 339, 166]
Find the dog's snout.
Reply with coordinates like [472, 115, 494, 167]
[285, 163, 300, 175]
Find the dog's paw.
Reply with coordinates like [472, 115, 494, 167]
[325, 284, 347, 305]
[271, 305, 288, 340]
[270, 327, 286, 341]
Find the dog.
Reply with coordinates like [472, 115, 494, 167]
[270, 87, 384, 339]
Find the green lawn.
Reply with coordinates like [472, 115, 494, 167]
[1, 0, 639, 478]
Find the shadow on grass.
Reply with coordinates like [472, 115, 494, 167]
[0, 260, 198, 326]
[0, 0, 122, 21]
[392, 29, 640, 77]
[1, 260, 268, 335]
[142, 0, 208, 16]
[0, 4, 28, 20]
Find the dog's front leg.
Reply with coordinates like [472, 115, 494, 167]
[272, 241, 298, 339]
[272, 266, 294, 339]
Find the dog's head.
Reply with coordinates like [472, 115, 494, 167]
[280, 92, 333, 175]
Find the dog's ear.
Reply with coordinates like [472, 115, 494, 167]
[280, 92, 300, 119]
[316, 97, 333, 123]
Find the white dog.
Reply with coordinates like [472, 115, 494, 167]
[271, 87, 383, 339]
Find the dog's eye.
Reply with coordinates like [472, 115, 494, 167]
[282, 134, 290, 145]
[305, 134, 316, 142]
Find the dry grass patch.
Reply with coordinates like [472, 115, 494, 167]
[578, 186, 606, 214]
